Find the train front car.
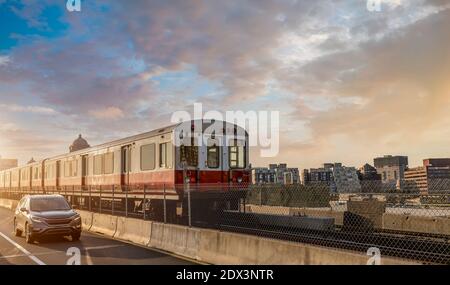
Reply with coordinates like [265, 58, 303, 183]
[173, 120, 250, 226]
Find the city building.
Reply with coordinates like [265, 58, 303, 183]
[69, 134, 90, 152]
[0, 156, 18, 171]
[302, 166, 333, 185]
[374, 155, 408, 190]
[251, 167, 276, 184]
[404, 159, 450, 194]
[329, 163, 361, 193]
[303, 163, 361, 193]
[252, 164, 299, 184]
[358, 163, 382, 193]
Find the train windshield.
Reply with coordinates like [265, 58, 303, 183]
[180, 145, 198, 167]
[229, 145, 246, 169]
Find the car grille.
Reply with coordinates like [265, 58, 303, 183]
[45, 218, 72, 225]
[45, 228, 72, 235]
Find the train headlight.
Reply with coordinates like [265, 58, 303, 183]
[237, 177, 243, 183]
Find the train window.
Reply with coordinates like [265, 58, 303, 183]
[207, 146, 220, 168]
[180, 145, 198, 167]
[104, 153, 114, 174]
[141, 144, 156, 171]
[159, 142, 172, 168]
[34, 167, 39, 180]
[94, 154, 103, 175]
[64, 161, 70, 177]
[72, 160, 78, 177]
[229, 145, 246, 169]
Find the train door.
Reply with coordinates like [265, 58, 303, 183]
[56, 161, 61, 188]
[121, 145, 132, 189]
[81, 155, 88, 189]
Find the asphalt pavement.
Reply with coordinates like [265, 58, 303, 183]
[0, 207, 197, 265]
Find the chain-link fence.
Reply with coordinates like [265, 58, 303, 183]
[1, 181, 449, 264]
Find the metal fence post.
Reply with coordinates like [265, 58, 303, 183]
[125, 187, 128, 218]
[99, 185, 102, 214]
[260, 187, 263, 206]
[112, 185, 115, 216]
[89, 185, 92, 212]
[143, 185, 146, 220]
[163, 184, 167, 224]
[187, 182, 191, 227]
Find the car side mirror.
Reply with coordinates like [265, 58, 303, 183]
[20, 207, 28, 213]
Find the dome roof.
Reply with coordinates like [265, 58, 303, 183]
[69, 134, 90, 152]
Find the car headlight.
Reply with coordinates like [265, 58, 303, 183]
[72, 215, 81, 224]
[30, 216, 45, 223]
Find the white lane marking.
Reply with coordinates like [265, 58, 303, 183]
[84, 245, 124, 265]
[0, 251, 56, 260]
[85, 249, 93, 265]
[0, 232, 46, 265]
[85, 244, 124, 250]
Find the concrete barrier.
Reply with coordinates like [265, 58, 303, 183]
[90, 213, 118, 237]
[383, 213, 450, 236]
[247, 204, 345, 226]
[114, 217, 152, 246]
[149, 222, 200, 259]
[77, 210, 93, 231]
[196, 228, 418, 265]
[11, 200, 18, 210]
[0, 199, 14, 210]
[0, 198, 426, 264]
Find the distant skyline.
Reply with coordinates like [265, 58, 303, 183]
[1, 0, 449, 169]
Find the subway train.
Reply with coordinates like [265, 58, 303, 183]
[0, 120, 250, 221]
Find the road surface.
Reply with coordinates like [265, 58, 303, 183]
[0, 207, 197, 265]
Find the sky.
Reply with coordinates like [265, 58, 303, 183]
[0, 0, 449, 170]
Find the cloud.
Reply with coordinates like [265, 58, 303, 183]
[0, 55, 10, 66]
[0, 103, 57, 114]
[89, 107, 125, 120]
[0, 0, 449, 169]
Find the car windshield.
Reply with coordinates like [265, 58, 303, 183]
[30, 197, 71, 212]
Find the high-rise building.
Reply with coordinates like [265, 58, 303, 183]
[0, 156, 18, 171]
[404, 159, 450, 194]
[374, 155, 408, 190]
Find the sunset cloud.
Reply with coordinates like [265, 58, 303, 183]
[0, 0, 449, 168]
[89, 107, 125, 120]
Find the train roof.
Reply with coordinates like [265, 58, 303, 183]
[47, 123, 181, 160]
[0, 120, 247, 172]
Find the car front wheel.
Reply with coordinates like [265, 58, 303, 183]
[25, 223, 34, 244]
[14, 219, 22, 237]
[71, 232, 81, 241]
